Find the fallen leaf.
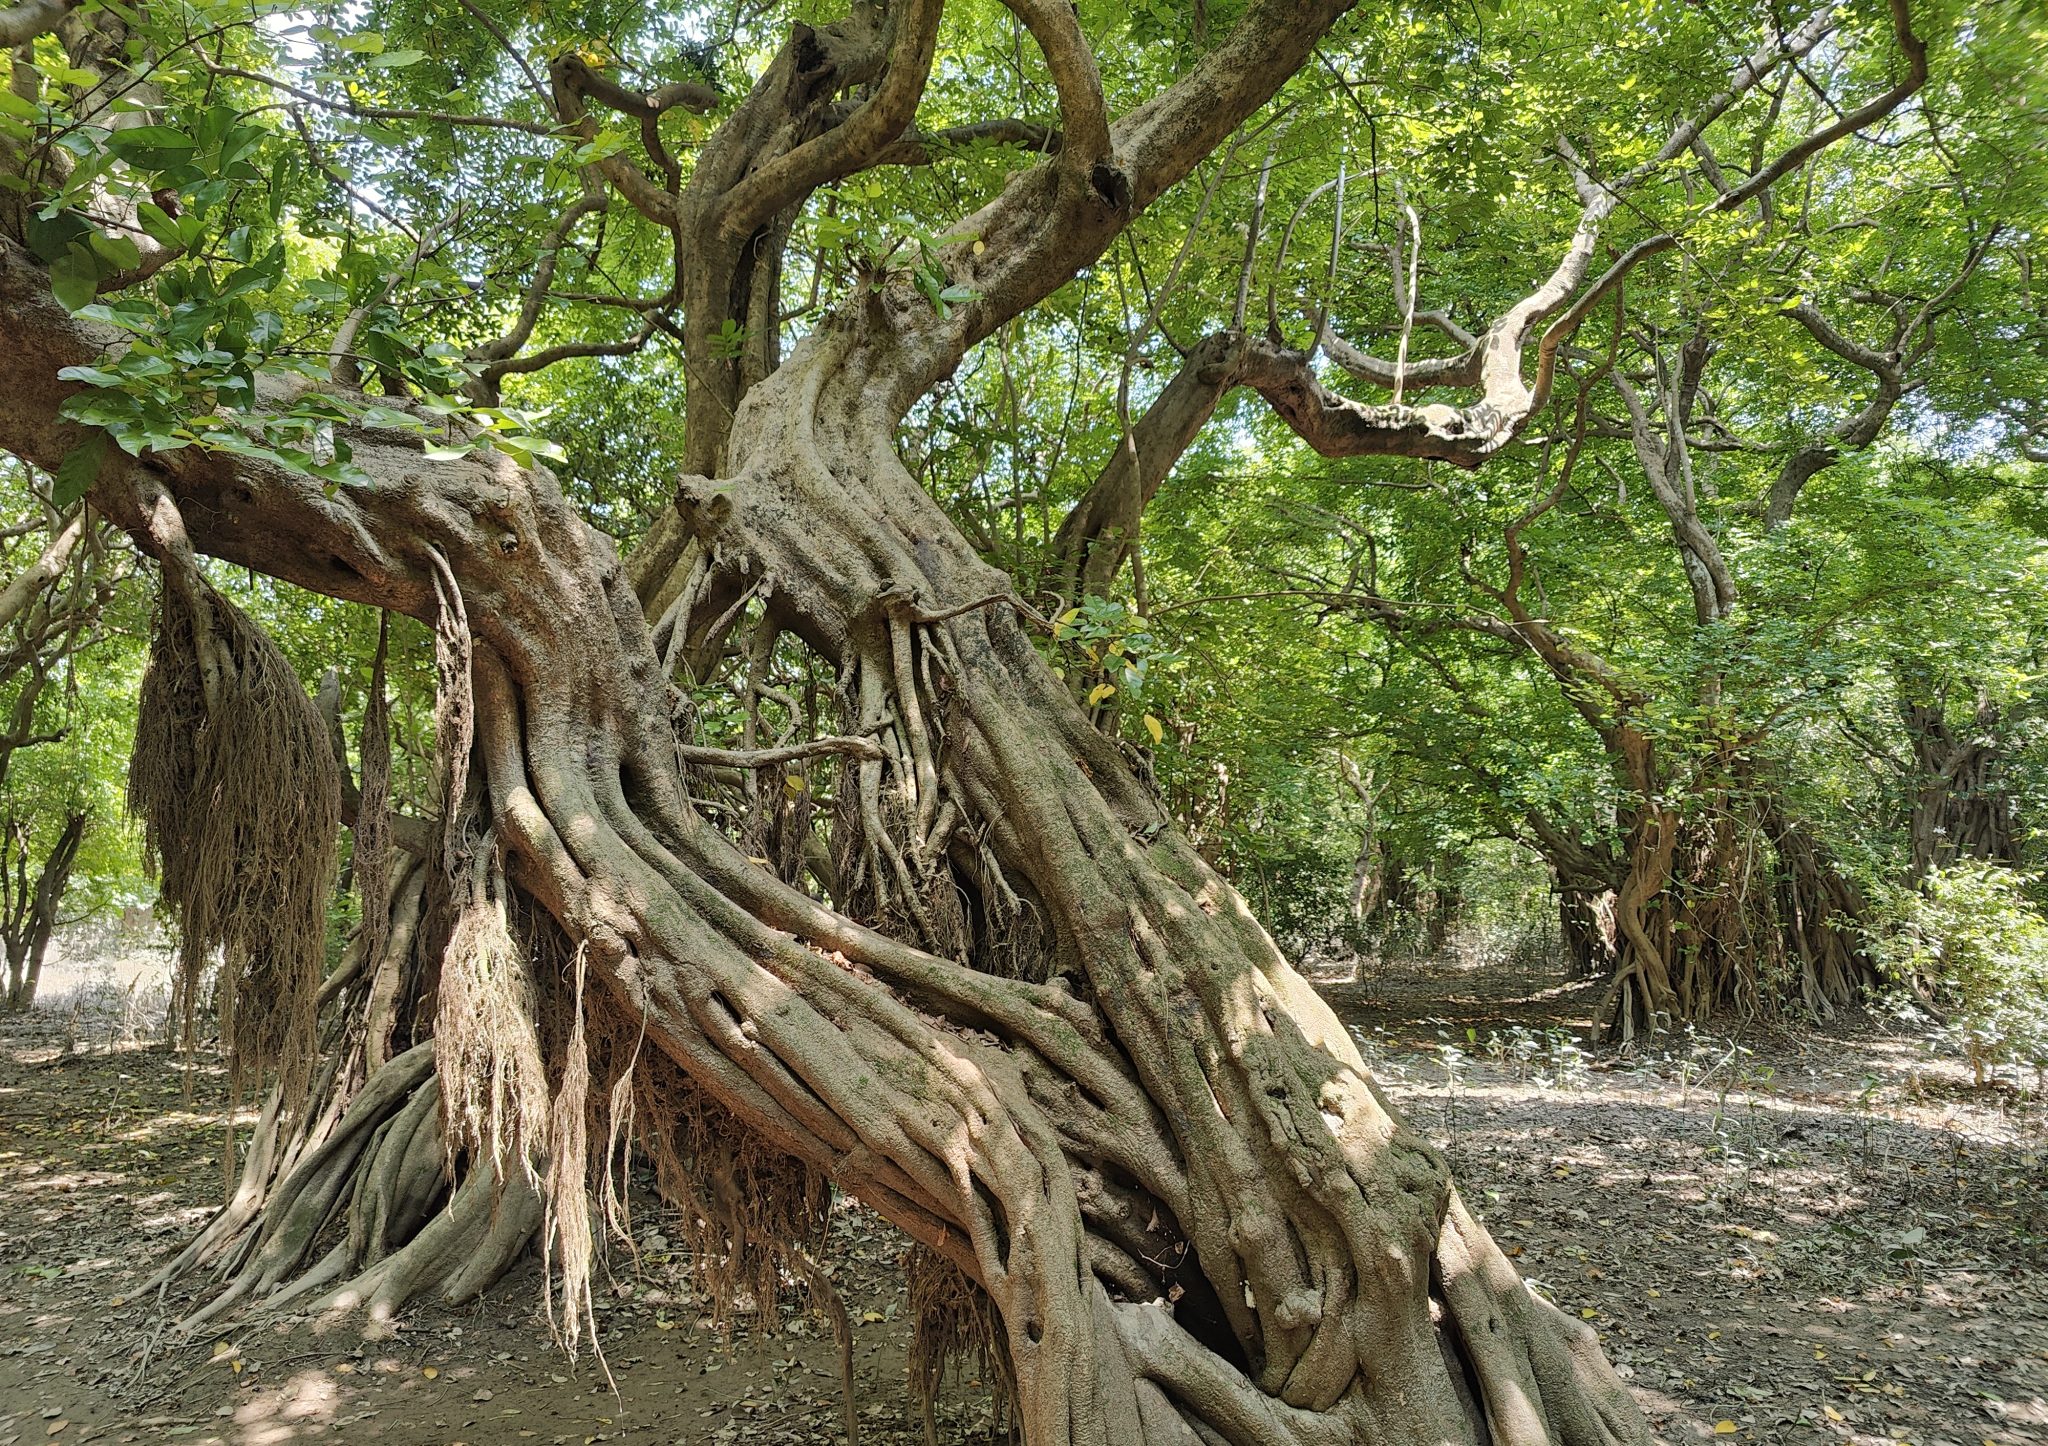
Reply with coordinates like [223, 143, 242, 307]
[1713, 1423, 1737, 1436]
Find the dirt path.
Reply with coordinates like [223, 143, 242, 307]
[3, 960, 2045, 1446]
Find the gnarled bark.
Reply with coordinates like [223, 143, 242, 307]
[3, 225, 1653, 1443]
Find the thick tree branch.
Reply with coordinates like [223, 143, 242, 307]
[716, 0, 946, 241]
[0, 0, 74, 46]
[0, 505, 84, 636]
[550, 54, 686, 227]
[1305, 5, 1846, 461]
[998, 0, 1110, 170]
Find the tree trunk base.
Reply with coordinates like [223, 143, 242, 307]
[145, 1041, 541, 1337]
[1595, 794, 1879, 1043]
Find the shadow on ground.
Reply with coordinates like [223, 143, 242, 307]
[2, 954, 2044, 1446]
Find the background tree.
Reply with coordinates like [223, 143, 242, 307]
[0, 455, 137, 1011]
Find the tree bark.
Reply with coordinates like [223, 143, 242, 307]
[3, 233, 1652, 1446]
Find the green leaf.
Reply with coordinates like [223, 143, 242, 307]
[87, 229, 141, 273]
[370, 49, 427, 69]
[33, 57, 100, 89]
[135, 202, 183, 249]
[500, 435, 566, 464]
[569, 130, 631, 166]
[51, 433, 107, 506]
[49, 246, 99, 311]
[105, 125, 195, 160]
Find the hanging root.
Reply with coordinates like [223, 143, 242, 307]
[905, 1243, 1015, 1446]
[628, 1046, 832, 1329]
[129, 569, 340, 1107]
[353, 614, 394, 1022]
[144, 847, 550, 1339]
[435, 852, 552, 1187]
[1597, 789, 1880, 1042]
[624, 1041, 865, 1442]
[541, 942, 600, 1358]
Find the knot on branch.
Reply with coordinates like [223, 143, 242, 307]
[675, 478, 736, 537]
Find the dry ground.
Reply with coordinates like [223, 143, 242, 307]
[1, 948, 2044, 1446]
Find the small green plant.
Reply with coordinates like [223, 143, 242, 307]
[1049, 595, 1186, 741]
[708, 317, 749, 360]
[1873, 864, 2048, 1086]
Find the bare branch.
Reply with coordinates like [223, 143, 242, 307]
[550, 56, 717, 120]
[467, 190, 610, 369]
[1536, 0, 1929, 411]
[939, 0, 1357, 363]
[331, 214, 451, 389]
[1267, 177, 1339, 343]
[675, 736, 886, 768]
[204, 62, 561, 135]
[454, 0, 551, 107]
[475, 318, 663, 385]
[867, 117, 1062, 167]
[1759, 229, 1996, 526]
[1233, 130, 1284, 331]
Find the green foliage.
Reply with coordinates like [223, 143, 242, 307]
[2, 0, 2044, 972]
[1874, 864, 2048, 1080]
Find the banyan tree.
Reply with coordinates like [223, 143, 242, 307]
[0, 0, 1979, 1439]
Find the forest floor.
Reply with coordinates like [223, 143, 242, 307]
[1, 945, 2045, 1446]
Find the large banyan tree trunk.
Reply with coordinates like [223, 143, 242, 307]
[1902, 692, 2022, 881]
[4, 235, 1650, 1444]
[571, 311, 1653, 1444]
[1593, 766, 1877, 1043]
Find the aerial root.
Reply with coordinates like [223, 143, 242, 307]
[129, 565, 341, 1107]
[905, 1243, 1015, 1446]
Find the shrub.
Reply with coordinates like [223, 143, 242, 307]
[1873, 863, 2048, 1085]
